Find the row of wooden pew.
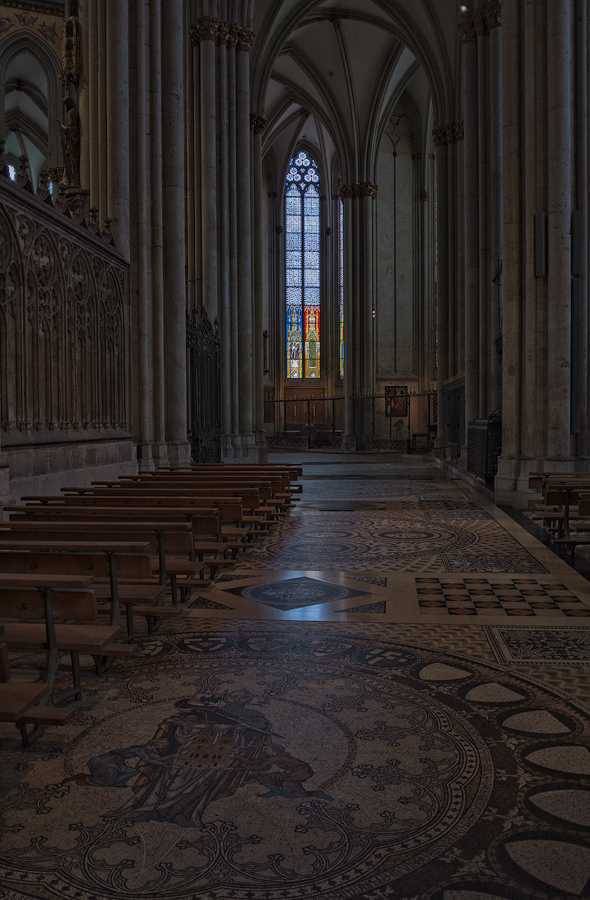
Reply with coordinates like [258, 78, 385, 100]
[529, 471, 590, 558]
[0, 463, 302, 745]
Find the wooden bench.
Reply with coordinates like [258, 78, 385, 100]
[0, 639, 74, 747]
[0, 576, 123, 707]
[0, 521, 210, 605]
[0, 542, 169, 640]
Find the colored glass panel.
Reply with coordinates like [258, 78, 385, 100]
[287, 306, 303, 378]
[285, 151, 321, 379]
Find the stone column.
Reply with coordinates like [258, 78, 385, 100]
[196, 16, 218, 321]
[487, 1, 503, 412]
[236, 24, 256, 455]
[162, 0, 190, 464]
[150, 0, 166, 462]
[218, 30, 233, 456]
[433, 130, 449, 443]
[105, 0, 130, 258]
[362, 188, 375, 396]
[342, 194, 355, 446]
[546, 0, 573, 460]
[461, 14, 479, 434]
[78, 0, 90, 192]
[228, 31, 240, 454]
[96, 0, 107, 217]
[251, 113, 268, 459]
[129, 0, 154, 468]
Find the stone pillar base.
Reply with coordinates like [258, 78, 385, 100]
[495, 456, 578, 508]
[0, 462, 12, 519]
[166, 441, 192, 467]
[240, 432, 257, 461]
[256, 431, 268, 463]
[344, 434, 357, 451]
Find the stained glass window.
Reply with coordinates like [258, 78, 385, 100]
[7, 165, 16, 181]
[286, 151, 320, 378]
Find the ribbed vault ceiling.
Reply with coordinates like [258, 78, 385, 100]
[252, 0, 461, 179]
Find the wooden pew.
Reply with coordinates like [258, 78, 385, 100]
[0, 640, 73, 747]
[0, 521, 210, 604]
[0, 576, 121, 707]
[0, 542, 167, 640]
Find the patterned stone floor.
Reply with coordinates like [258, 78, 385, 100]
[3, 455, 590, 900]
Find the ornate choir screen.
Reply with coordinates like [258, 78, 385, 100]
[0, 183, 130, 448]
[285, 151, 321, 380]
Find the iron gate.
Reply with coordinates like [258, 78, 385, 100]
[264, 396, 345, 449]
[187, 307, 221, 462]
[263, 391, 436, 451]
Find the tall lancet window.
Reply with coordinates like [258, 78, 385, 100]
[286, 151, 320, 378]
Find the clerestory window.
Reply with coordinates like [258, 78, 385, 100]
[285, 150, 321, 378]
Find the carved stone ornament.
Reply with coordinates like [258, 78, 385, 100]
[420, 191, 429, 202]
[473, 8, 487, 36]
[61, 14, 81, 87]
[250, 113, 267, 134]
[190, 16, 219, 44]
[485, 0, 501, 29]
[432, 126, 448, 147]
[458, 13, 477, 42]
[432, 123, 464, 146]
[339, 182, 378, 200]
[236, 26, 255, 51]
[216, 21, 230, 44]
[0, 190, 129, 441]
[450, 121, 464, 142]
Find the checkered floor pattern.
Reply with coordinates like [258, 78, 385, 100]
[416, 576, 590, 617]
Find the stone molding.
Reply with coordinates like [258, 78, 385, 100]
[250, 114, 267, 134]
[432, 122, 464, 146]
[339, 182, 378, 199]
[190, 17, 255, 50]
[459, 1, 501, 42]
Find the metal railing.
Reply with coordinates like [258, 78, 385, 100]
[263, 391, 437, 452]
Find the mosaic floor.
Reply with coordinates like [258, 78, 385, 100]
[3, 455, 590, 900]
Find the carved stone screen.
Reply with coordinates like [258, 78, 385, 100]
[0, 188, 129, 446]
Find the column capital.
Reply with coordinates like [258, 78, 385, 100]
[432, 126, 448, 147]
[236, 25, 255, 51]
[485, 0, 501, 29]
[190, 16, 219, 44]
[473, 8, 488, 36]
[338, 182, 378, 199]
[432, 122, 464, 146]
[359, 181, 378, 198]
[250, 114, 267, 134]
[458, 14, 477, 43]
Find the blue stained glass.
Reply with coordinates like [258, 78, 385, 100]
[285, 149, 322, 379]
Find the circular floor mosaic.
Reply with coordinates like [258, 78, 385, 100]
[2, 625, 590, 900]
